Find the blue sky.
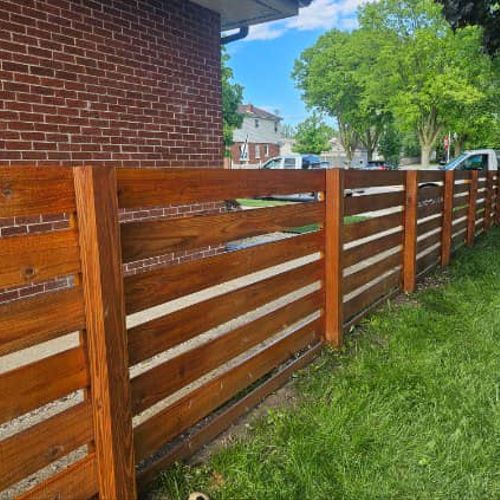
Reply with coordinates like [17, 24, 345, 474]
[226, 0, 369, 126]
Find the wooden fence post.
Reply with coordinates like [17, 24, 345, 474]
[73, 166, 137, 500]
[441, 170, 454, 267]
[324, 168, 344, 347]
[403, 170, 418, 293]
[466, 170, 479, 246]
[483, 171, 493, 232]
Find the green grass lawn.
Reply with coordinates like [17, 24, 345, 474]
[157, 227, 500, 500]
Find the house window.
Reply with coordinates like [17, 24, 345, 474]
[255, 119, 259, 128]
[255, 145, 261, 159]
[274, 122, 279, 133]
[264, 144, 269, 157]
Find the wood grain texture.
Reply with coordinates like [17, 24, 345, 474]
[418, 201, 444, 219]
[453, 182, 471, 195]
[345, 191, 404, 216]
[417, 230, 442, 253]
[417, 214, 442, 236]
[0, 287, 85, 357]
[73, 166, 136, 499]
[403, 170, 418, 293]
[121, 202, 324, 262]
[128, 260, 323, 365]
[343, 253, 402, 295]
[343, 211, 402, 244]
[483, 172, 493, 231]
[0, 347, 89, 425]
[136, 343, 322, 493]
[0, 402, 93, 490]
[116, 168, 325, 208]
[417, 247, 441, 274]
[419, 170, 444, 182]
[344, 269, 400, 319]
[441, 170, 454, 266]
[134, 319, 320, 462]
[0, 229, 80, 290]
[324, 169, 344, 346]
[344, 170, 404, 189]
[466, 170, 479, 246]
[131, 292, 322, 415]
[343, 230, 403, 269]
[418, 185, 442, 202]
[0, 167, 75, 218]
[124, 230, 322, 315]
[17, 455, 98, 500]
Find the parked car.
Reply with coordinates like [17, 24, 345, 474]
[364, 160, 390, 170]
[440, 149, 499, 172]
[261, 154, 329, 170]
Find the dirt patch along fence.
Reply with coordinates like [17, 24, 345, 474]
[0, 166, 498, 499]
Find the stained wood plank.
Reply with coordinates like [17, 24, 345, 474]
[417, 229, 442, 253]
[0, 347, 89, 425]
[0, 167, 75, 218]
[418, 201, 443, 219]
[0, 229, 80, 289]
[344, 170, 404, 189]
[344, 211, 402, 244]
[117, 168, 325, 208]
[419, 170, 444, 182]
[124, 231, 322, 314]
[17, 455, 98, 500]
[417, 214, 442, 236]
[418, 185, 442, 202]
[0, 287, 85, 357]
[134, 319, 320, 462]
[466, 170, 479, 246]
[324, 169, 343, 346]
[344, 191, 404, 216]
[403, 170, 418, 293]
[417, 247, 441, 274]
[131, 291, 322, 415]
[453, 182, 471, 195]
[128, 260, 323, 365]
[343, 231, 403, 269]
[0, 402, 93, 490]
[344, 269, 400, 319]
[452, 219, 468, 236]
[73, 166, 137, 499]
[121, 202, 324, 262]
[136, 343, 322, 493]
[344, 253, 401, 295]
[453, 206, 468, 221]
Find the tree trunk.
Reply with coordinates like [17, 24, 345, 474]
[454, 140, 463, 157]
[421, 143, 432, 168]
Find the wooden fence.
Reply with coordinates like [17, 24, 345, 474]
[0, 166, 498, 499]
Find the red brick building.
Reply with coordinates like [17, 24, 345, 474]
[0, 0, 310, 301]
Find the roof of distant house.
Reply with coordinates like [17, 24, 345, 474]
[239, 104, 282, 121]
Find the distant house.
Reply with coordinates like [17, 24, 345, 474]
[231, 105, 282, 167]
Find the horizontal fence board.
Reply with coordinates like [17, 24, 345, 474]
[0, 230, 80, 290]
[0, 402, 93, 491]
[128, 260, 323, 365]
[417, 230, 442, 253]
[0, 167, 75, 218]
[345, 191, 404, 216]
[344, 231, 402, 269]
[344, 253, 401, 295]
[418, 201, 443, 219]
[417, 247, 441, 274]
[131, 291, 322, 415]
[453, 194, 469, 208]
[453, 183, 470, 195]
[0, 287, 85, 357]
[344, 170, 404, 189]
[0, 347, 89, 425]
[417, 215, 442, 235]
[452, 219, 468, 236]
[344, 269, 400, 319]
[17, 455, 98, 500]
[134, 319, 320, 462]
[117, 168, 325, 209]
[121, 202, 324, 262]
[343, 212, 402, 244]
[419, 171, 444, 182]
[136, 343, 322, 493]
[453, 171, 471, 180]
[124, 231, 322, 314]
[453, 206, 468, 221]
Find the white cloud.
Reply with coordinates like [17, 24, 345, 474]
[246, 0, 373, 41]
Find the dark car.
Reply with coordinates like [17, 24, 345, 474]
[364, 160, 390, 170]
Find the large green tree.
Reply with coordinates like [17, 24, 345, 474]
[359, 0, 492, 166]
[292, 114, 334, 154]
[221, 50, 244, 152]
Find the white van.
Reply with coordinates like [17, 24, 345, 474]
[441, 149, 499, 172]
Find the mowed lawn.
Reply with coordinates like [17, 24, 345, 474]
[158, 227, 500, 500]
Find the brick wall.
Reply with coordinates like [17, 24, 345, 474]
[0, 0, 228, 304]
[0, 0, 223, 167]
